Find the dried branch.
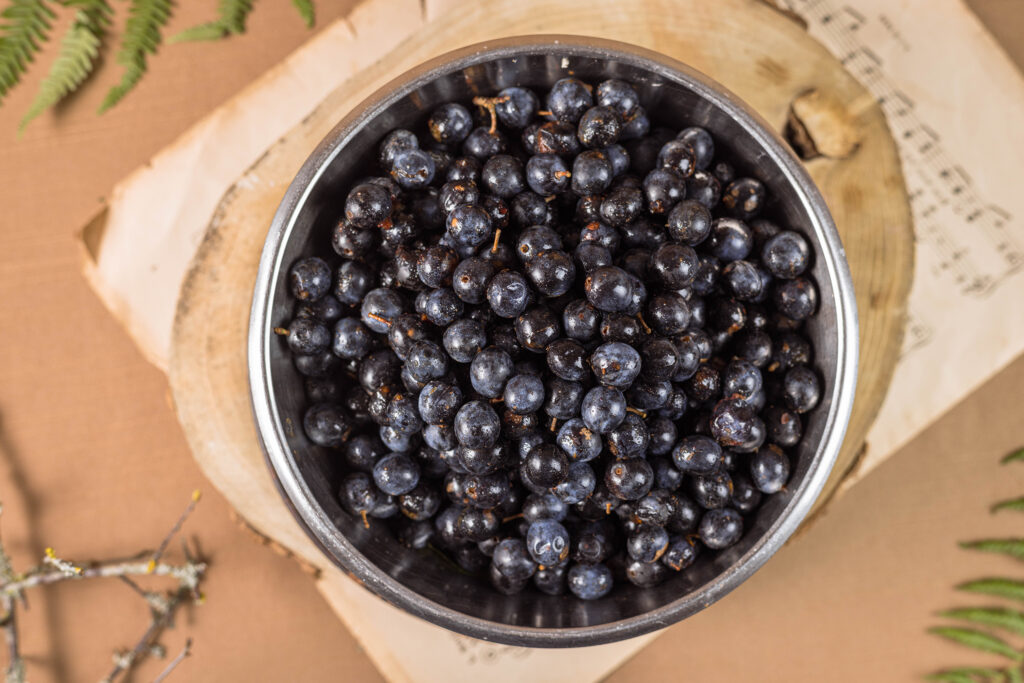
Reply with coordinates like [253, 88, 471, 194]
[0, 493, 206, 683]
[152, 638, 192, 683]
[1, 557, 205, 597]
[1, 594, 23, 683]
[100, 585, 191, 683]
[149, 490, 201, 570]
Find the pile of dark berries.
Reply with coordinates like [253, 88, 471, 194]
[280, 76, 822, 601]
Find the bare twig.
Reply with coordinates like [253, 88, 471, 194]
[43, 547, 83, 577]
[118, 574, 150, 600]
[152, 638, 192, 683]
[0, 506, 15, 584]
[100, 587, 190, 683]
[1, 595, 23, 683]
[149, 490, 202, 571]
[1, 558, 205, 598]
[0, 493, 206, 683]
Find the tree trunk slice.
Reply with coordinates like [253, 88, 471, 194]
[169, 0, 912, 664]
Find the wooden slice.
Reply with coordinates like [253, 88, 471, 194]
[168, 0, 912, 673]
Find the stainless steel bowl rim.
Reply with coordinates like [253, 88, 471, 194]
[248, 36, 859, 647]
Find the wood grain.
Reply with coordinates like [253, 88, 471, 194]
[168, 0, 913, 674]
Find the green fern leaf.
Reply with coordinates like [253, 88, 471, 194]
[19, 0, 112, 131]
[992, 497, 1024, 514]
[99, 0, 172, 113]
[961, 539, 1024, 561]
[925, 668, 1008, 683]
[292, 0, 313, 28]
[0, 0, 57, 102]
[929, 627, 1023, 661]
[167, 21, 226, 43]
[942, 607, 1024, 637]
[217, 0, 253, 34]
[172, 0, 253, 42]
[959, 579, 1024, 603]
[1002, 448, 1024, 465]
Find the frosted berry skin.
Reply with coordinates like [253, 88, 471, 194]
[285, 317, 330, 356]
[290, 257, 333, 301]
[581, 386, 627, 434]
[672, 435, 723, 475]
[762, 230, 811, 279]
[428, 103, 473, 144]
[568, 563, 613, 600]
[547, 78, 593, 123]
[627, 524, 670, 563]
[699, 508, 744, 549]
[526, 249, 576, 297]
[492, 539, 537, 582]
[303, 404, 351, 448]
[572, 150, 614, 196]
[605, 458, 654, 501]
[486, 271, 531, 318]
[556, 418, 603, 463]
[454, 401, 501, 449]
[278, 75, 827, 600]
[578, 106, 622, 149]
[585, 265, 635, 313]
[373, 453, 421, 496]
[783, 365, 822, 413]
[495, 87, 539, 129]
[553, 462, 597, 504]
[589, 342, 642, 389]
[750, 446, 791, 494]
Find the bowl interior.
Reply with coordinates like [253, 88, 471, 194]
[255, 41, 849, 644]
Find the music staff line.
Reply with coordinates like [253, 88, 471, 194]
[781, 0, 1023, 297]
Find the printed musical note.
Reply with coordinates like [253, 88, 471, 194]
[779, 0, 1023, 305]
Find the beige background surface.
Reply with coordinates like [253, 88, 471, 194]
[0, 1, 1021, 681]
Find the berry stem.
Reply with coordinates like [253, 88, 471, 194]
[635, 313, 652, 335]
[472, 95, 509, 134]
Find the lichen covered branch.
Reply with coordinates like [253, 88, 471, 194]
[0, 493, 206, 682]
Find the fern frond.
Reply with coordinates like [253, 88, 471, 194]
[925, 668, 1008, 683]
[960, 539, 1024, 562]
[928, 627, 1023, 661]
[959, 578, 1024, 603]
[217, 0, 253, 34]
[19, 0, 112, 131]
[941, 607, 1024, 637]
[167, 21, 224, 43]
[0, 0, 57, 102]
[171, 0, 253, 43]
[291, 0, 313, 28]
[1002, 448, 1024, 465]
[99, 0, 172, 113]
[992, 497, 1024, 514]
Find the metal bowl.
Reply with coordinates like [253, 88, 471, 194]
[249, 36, 858, 647]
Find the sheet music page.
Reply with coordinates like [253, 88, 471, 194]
[780, 0, 1024, 481]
